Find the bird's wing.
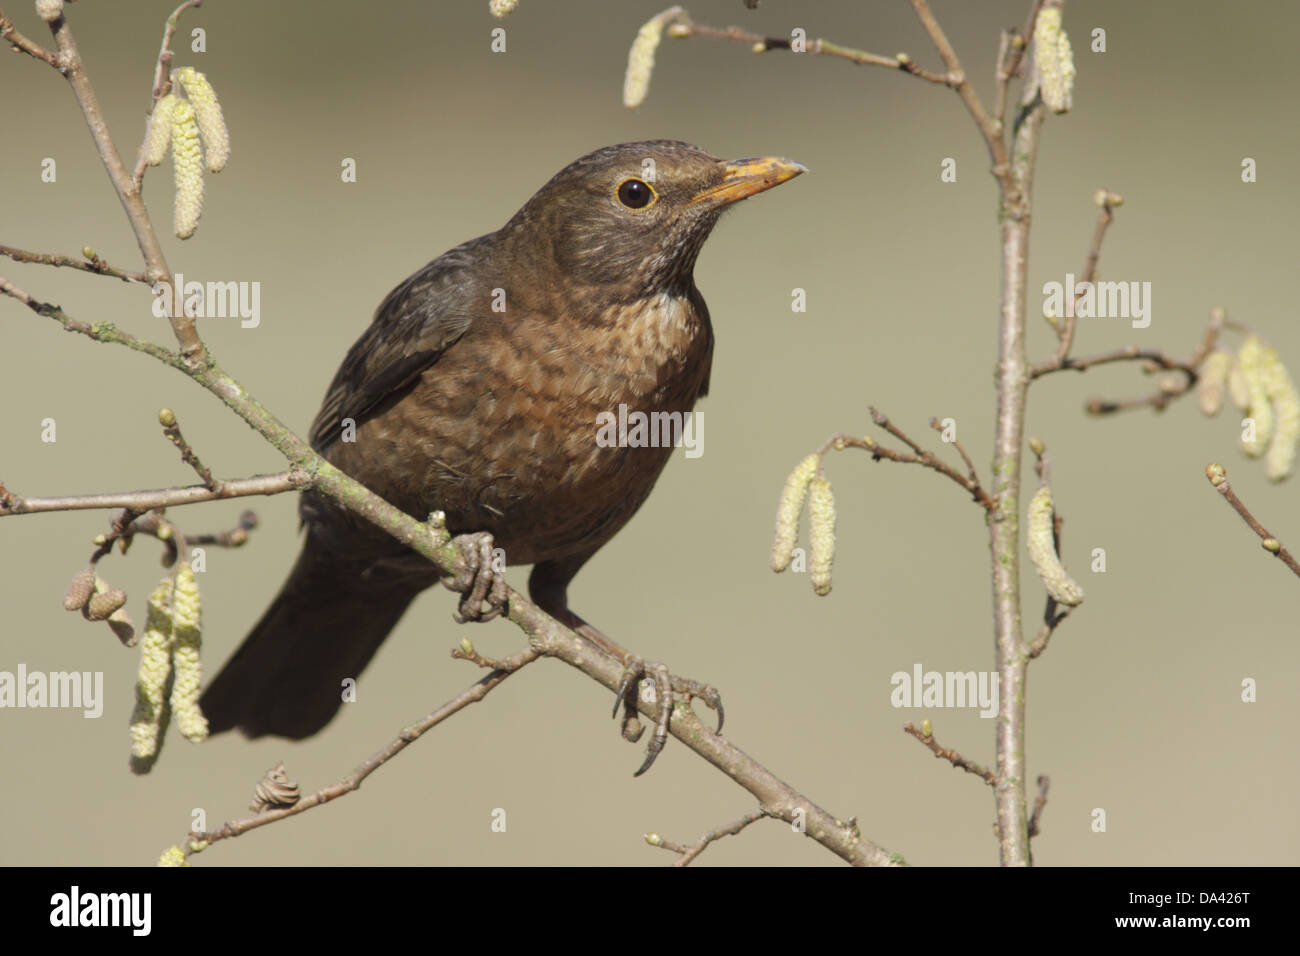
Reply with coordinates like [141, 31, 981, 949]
[310, 235, 492, 451]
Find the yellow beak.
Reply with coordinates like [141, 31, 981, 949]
[690, 156, 808, 207]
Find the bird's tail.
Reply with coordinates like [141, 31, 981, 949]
[201, 534, 425, 739]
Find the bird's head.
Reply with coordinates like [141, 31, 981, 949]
[508, 140, 806, 299]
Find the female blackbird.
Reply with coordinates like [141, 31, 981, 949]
[201, 140, 805, 751]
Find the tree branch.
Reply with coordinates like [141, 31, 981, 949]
[1205, 464, 1300, 580]
[666, 18, 956, 86]
[0, 243, 149, 283]
[0, 471, 306, 517]
[904, 722, 997, 786]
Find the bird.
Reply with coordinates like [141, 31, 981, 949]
[200, 140, 805, 769]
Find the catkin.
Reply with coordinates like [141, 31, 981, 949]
[623, 7, 681, 108]
[1197, 350, 1232, 417]
[175, 67, 229, 172]
[808, 477, 836, 596]
[1026, 485, 1084, 606]
[171, 99, 204, 239]
[1262, 350, 1300, 481]
[169, 562, 209, 743]
[1237, 336, 1273, 458]
[129, 575, 176, 774]
[143, 93, 177, 167]
[771, 454, 819, 572]
[1033, 5, 1075, 113]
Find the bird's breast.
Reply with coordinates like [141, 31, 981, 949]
[331, 289, 713, 564]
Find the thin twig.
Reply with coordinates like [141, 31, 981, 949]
[0, 10, 61, 67]
[0, 244, 149, 283]
[186, 509, 258, 548]
[1027, 774, 1050, 838]
[1033, 194, 1121, 374]
[158, 408, 218, 490]
[908, 0, 1011, 188]
[0, 471, 307, 517]
[929, 416, 981, 486]
[668, 19, 956, 85]
[1206, 464, 1300, 580]
[187, 647, 543, 853]
[903, 722, 997, 786]
[1080, 315, 1222, 415]
[649, 807, 773, 867]
[819, 409, 995, 511]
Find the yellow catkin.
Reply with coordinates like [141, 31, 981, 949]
[1227, 361, 1250, 410]
[175, 67, 229, 172]
[169, 562, 209, 743]
[171, 99, 204, 239]
[623, 7, 681, 109]
[771, 453, 819, 572]
[144, 93, 177, 167]
[808, 477, 836, 596]
[157, 846, 189, 867]
[1026, 485, 1084, 606]
[1197, 350, 1232, 417]
[1237, 336, 1273, 458]
[1262, 349, 1300, 481]
[1033, 5, 1075, 113]
[129, 575, 176, 774]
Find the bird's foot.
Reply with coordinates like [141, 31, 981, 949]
[612, 655, 724, 777]
[445, 532, 508, 623]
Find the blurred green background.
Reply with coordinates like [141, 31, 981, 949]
[2, 0, 1297, 866]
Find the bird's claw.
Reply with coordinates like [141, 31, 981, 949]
[446, 532, 507, 623]
[613, 655, 724, 777]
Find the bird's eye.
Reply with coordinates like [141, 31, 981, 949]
[617, 178, 655, 209]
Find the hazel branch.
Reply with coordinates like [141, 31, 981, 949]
[30, 1, 205, 362]
[1027, 775, 1051, 838]
[186, 647, 544, 854]
[0, 471, 309, 517]
[647, 807, 773, 867]
[668, 18, 956, 86]
[816, 408, 995, 511]
[1031, 190, 1123, 375]
[156, 407, 218, 490]
[0, 244, 149, 284]
[0, 10, 60, 66]
[1205, 464, 1300, 580]
[903, 722, 997, 786]
[908, 0, 1011, 186]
